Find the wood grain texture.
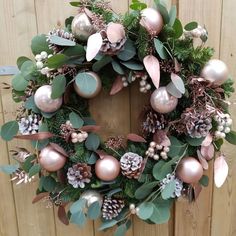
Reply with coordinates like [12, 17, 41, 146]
[211, 0, 236, 235]
[174, 1, 222, 236]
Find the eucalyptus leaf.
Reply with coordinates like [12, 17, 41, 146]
[17, 56, 31, 69]
[24, 96, 40, 113]
[70, 198, 86, 214]
[75, 72, 99, 97]
[41, 176, 57, 192]
[112, 61, 125, 75]
[173, 19, 183, 38]
[135, 181, 159, 199]
[69, 112, 84, 128]
[99, 219, 117, 231]
[120, 61, 144, 70]
[51, 75, 66, 99]
[29, 164, 41, 178]
[168, 5, 177, 27]
[156, 3, 169, 24]
[21, 61, 35, 77]
[47, 54, 69, 69]
[70, 211, 87, 227]
[85, 133, 100, 151]
[130, 2, 147, 10]
[22, 155, 36, 173]
[225, 131, 236, 145]
[168, 136, 187, 158]
[12, 73, 29, 91]
[107, 188, 122, 197]
[199, 175, 209, 187]
[166, 82, 182, 98]
[49, 35, 76, 46]
[1, 121, 19, 141]
[114, 224, 127, 236]
[63, 45, 85, 57]
[31, 139, 49, 150]
[92, 56, 112, 72]
[87, 201, 101, 220]
[87, 152, 98, 164]
[31, 34, 52, 55]
[137, 202, 154, 220]
[185, 136, 205, 146]
[161, 180, 176, 199]
[0, 164, 19, 174]
[154, 38, 168, 60]
[184, 21, 198, 31]
[117, 39, 136, 61]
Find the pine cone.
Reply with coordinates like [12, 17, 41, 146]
[10, 148, 31, 163]
[142, 109, 166, 135]
[47, 28, 75, 53]
[120, 152, 144, 179]
[102, 196, 125, 220]
[67, 163, 92, 188]
[11, 169, 35, 185]
[100, 29, 127, 56]
[18, 114, 41, 135]
[181, 109, 212, 138]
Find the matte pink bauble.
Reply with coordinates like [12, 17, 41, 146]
[176, 157, 203, 184]
[34, 85, 62, 113]
[74, 72, 102, 99]
[150, 87, 178, 113]
[95, 155, 120, 181]
[201, 59, 229, 85]
[39, 145, 67, 172]
[140, 8, 164, 36]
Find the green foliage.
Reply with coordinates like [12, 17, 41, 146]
[69, 112, 84, 128]
[12, 73, 29, 91]
[161, 180, 175, 199]
[29, 164, 41, 178]
[51, 75, 66, 99]
[222, 78, 235, 97]
[137, 202, 154, 220]
[87, 201, 101, 220]
[130, 0, 147, 11]
[31, 34, 52, 55]
[225, 131, 236, 145]
[47, 54, 69, 69]
[184, 22, 198, 31]
[0, 164, 19, 174]
[199, 175, 209, 187]
[1, 121, 19, 141]
[136, 27, 151, 59]
[134, 181, 159, 199]
[85, 133, 100, 151]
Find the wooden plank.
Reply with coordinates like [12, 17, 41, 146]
[0, 1, 56, 236]
[130, 1, 174, 235]
[0, 89, 19, 236]
[211, 0, 236, 235]
[174, 1, 222, 236]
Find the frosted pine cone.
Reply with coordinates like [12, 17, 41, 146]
[67, 163, 92, 188]
[102, 196, 125, 220]
[181, 110, 212, 138]
[10, 148, 31, 163]
[47, 28, 75, 53]
[100, 23, 127, 56]
[120, 152, 143, 179]
[142, 109, 166, 135]
[18, 114, 41, 135]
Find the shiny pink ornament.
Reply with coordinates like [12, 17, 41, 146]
[176, 157, 203, 184]
[140, 8, 164, 36]
[95, 155, 120, 181]
[34, 85, 62, 113]
[39, 145, 67, 172]
[150, 87, 178, 113]
[201, 59, 229, 85]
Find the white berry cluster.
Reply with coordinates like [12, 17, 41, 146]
[65, 121, 88, 143]
[35, 51, 53, 76]
[121, 73, 152, 93]
[214, 113, 232, 139]
[129, 203, 138, 215]
[145, 141, 170, 160]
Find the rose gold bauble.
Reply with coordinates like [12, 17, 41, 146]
[150, 87, 178, 113]
[140, 8, 164, 36]
[39, 145, 67, 172]
[71, 13, 95, 41]
[201, 59, 229, 85]
[80, 190, 103, 208]
[95, 155, 120, 181]
[176, 157, 203, 184]
[74, 72, 102, 98]
[34, 85, 62, 113]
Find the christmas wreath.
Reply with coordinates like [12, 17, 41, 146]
[1, 0, 235, 235]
